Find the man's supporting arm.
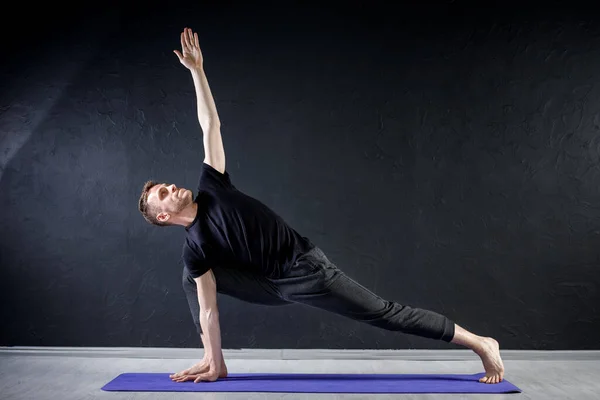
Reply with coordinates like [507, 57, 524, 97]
[195, 269, 223, 370]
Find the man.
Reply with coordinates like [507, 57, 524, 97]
[138, 27, 505, 385]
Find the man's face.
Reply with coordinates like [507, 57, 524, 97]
[147, 183, 193, 221]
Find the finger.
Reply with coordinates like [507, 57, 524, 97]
[173, 367, 193, 378]
[174, 374, 197, 382]
[169, 371, 183, 378]
[194, 372, 219, 383]
[173, 50, 183, 61]
[183, 28, 192, 48]
[194, 32, 199, 49]
[188, 28, 194, 47]
[181, 32, 188, 51]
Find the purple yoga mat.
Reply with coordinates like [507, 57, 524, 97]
[101, 372, 522, 394]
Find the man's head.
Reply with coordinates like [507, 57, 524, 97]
[138, 181, 195, 226]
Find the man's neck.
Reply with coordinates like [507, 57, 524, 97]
[182, 202, 198, 228]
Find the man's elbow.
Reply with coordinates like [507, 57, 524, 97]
[200, 307, 219, 319]
[199, 115, 220, 131]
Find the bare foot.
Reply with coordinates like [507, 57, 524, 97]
[475, 337, 505, 384]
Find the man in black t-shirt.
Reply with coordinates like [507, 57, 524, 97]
[181, 161, 316, 281]
[138, 27, 505, 386]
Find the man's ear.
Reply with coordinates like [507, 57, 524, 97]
[157, 212, 170, 223]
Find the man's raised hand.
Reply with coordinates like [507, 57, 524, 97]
[174, 27, 203, 70]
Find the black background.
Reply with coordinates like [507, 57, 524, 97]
[1, 1, 599, 350]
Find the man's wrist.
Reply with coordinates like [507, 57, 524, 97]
[191, 66, 204, 75]
[209, 356, 222, 368]
[203, 351, 222, 363]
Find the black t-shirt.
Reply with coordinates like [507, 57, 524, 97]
[182, 163, 314, 278]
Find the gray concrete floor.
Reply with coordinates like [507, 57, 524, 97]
[1, 347, 599, 399]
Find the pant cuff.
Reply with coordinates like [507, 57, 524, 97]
[440, 318, 456, 342]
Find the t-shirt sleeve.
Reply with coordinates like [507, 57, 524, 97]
[197, 162, 235, 192]
[182, 239, 212, 278]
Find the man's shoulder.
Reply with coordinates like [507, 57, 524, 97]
[182, 232, 213, 276]
[196, 162, 235, 192]
[182, 236, 208, 259]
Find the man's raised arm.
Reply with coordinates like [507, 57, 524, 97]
[174, 27, 226, 173]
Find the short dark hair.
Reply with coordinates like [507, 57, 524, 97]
[138, 180, 168, 227]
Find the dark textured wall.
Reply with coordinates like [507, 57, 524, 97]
[1, 2, 599, 350]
